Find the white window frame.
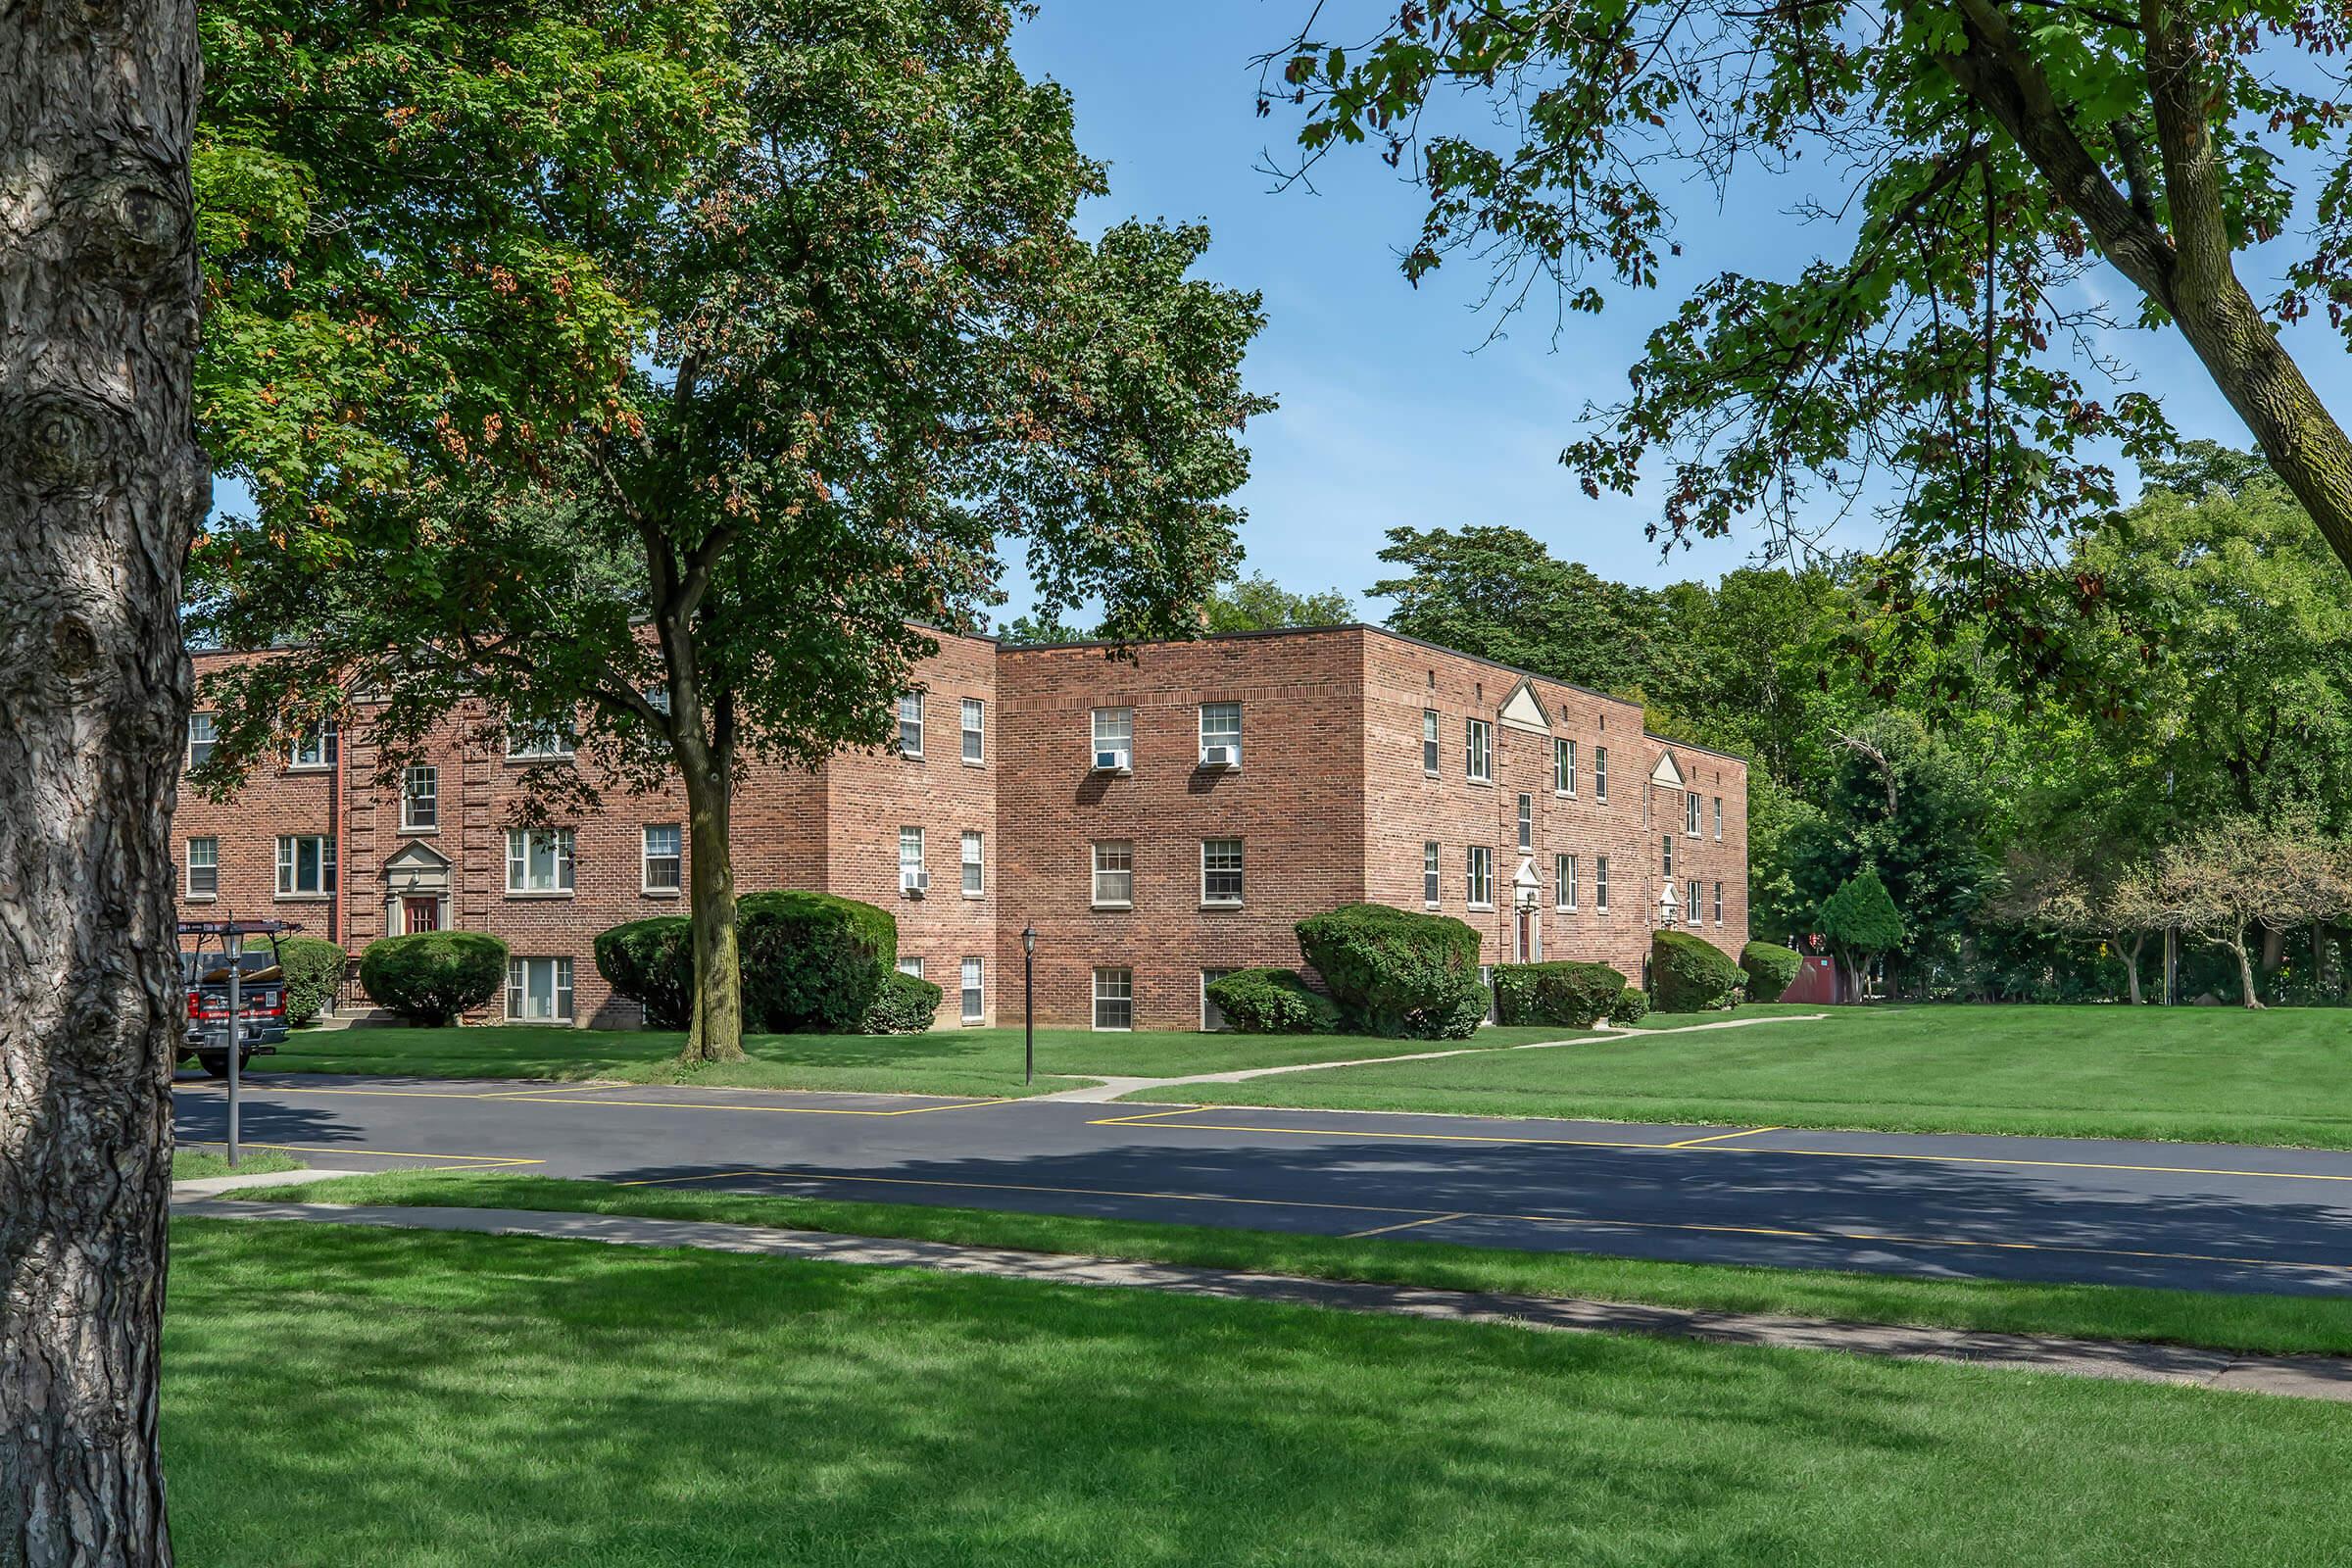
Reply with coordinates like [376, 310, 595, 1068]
[506, 956, 574, 1023]
[1092, 707, 1134, 768]
[1199, 701, 1243, 767]
[1689, 878, 1702, 928]
[288, 721, 336, 770]
[1423, 841, 1441, 906]
[642, 823, 683, 894]
[1465, 718, 1492, 783]
[1687, 792, 1702, 837]
[960, 830, 984, 897]
[1715, 796, 1724, 840]
[1663, 834, 1675, 878]
[505, 828, 575, 896]
[959, 956, 985, 1024]
[899, 826, 925, 888]
[505, 717, 575, 761]
[1596, 855, 1611, 912]
[1200, 968, 1242, 1032]
[897, 956, 926, 979]
[1422, 709, 1441, 774]
[1466, 845, 1494, 909]
[400, 764, 438, 832]
[1714, 880, 1725, 924]
[1091, 840, 1134, 908]
[898, 692, 925, 758]
[274, 834, 336, 897]
[1516, 793, 1534, 852]
[961, 698, 986, 764]
[1556, 853, 1578, 911]
[1093, 966, 1135, 1031]
[1200, 838, 1244, 906]
[1594, 746, 1609, 802]
[187, 712, 217, 769]
[186, 836, 219, 899]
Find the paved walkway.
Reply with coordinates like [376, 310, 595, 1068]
[179, 1197, 2352, 1402]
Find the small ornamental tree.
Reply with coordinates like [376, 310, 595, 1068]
[1817, 870, 1908, 1003]
[2159, 814, 2352, 1007]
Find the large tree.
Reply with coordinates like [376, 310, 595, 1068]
[1374, 523, 1664, 693]
[2, 0, 202, 1560]
[191, 0, 1270, 1062]
[1261, 0, 2352, 657]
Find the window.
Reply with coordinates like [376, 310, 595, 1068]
[505, 718, 573, 760]
[898, 692, 924, 758]
[1199, 701, 1242, 765]
[1093, 966, 1134, 1030]
[1714, 796, 1724, 840]
[1663, 834, 1675, 878]
[960, 957, 984, 1024]
[1687, 792, 1702, 836]
[1516, 793, 1534, 852]
[897, 956, 925, 979]
[1092, 841, 1134, 907]
[899, 826, 925, 889]
[1200, 838, 1244, 905]
[961, 698, 986, 764]
[1423, 841, 1442, 906]
[960, 830, 984, 896]
[1465, 718, 1492, 782]
[1714, 880, 1725, 924]
[1092, 707, 1134, 768]
[288, 721, 336, 769]
[1594, 746, 1609, 802]
[1689, 879, 1702, 928]
[1595, 856, 1610, 911]
[187, 713, 216, 768]
[643, 824, 682, 893]
[1554, 737, 1576, 795]
[1556, 853, 1578, 911]
[186, 837, 218, 899]
[505, 829, 575, 895]
[275, 835, 336, 896]
[643, 684, 671, 716]
[507, 956, 573, 1022]
[1422, 710, 1441, 773]
[1201, 968, 1240, 1031]
[1466, 845, 1494, 908]
[401, 765, 437, 831]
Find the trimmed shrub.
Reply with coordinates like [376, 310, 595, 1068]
[860, 970, 942, 1034]
[594, 917, 695, 1029]
[1205, 968, 1342, 1034]
[1652, 929, 1744, 1012]
[1295, 903, 1488, 1040]
[739, 890, 897, 1032]
[1740, 940, 1803, 1004]
[274, 935, 348, 1027]
[1608, 985, 1651, 1025]
[1492, 960, 1629, 1028]
[359, 931, 508, 1026]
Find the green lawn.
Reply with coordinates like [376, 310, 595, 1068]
[166, 1216, 2349, 1567]
[264, 1022, 1576, 1099]
[251, 1170, 2352, 1357]
[171, 1147, 304, 1181]
[1136, 1004, 2352, 1148]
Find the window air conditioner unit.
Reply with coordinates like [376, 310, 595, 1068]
[1092, 749, 1131, 774]
[1200, 745, 1239, 769]
[900, 868, 929, 896]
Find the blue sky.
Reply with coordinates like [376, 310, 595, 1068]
[1004, 1, 2352, 625]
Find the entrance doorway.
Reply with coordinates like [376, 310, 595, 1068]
[1514, 906, 1541, 962]
[402, 896, 441, 933]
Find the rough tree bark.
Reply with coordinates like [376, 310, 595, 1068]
[1, 0, 204, 1563]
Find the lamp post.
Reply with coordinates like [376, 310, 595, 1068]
[1021, 924, 1037, 1086]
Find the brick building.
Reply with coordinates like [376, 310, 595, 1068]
[174, 624, 1747, 1030]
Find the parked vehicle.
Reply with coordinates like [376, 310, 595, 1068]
[178, 920, 294, 1077]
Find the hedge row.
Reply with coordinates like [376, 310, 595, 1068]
[1739, 940, 1803, 1004]
[1492, 960, 1628, 1028]
[1296, 904, 1489, 1040]
[1205, 968, 1342, 1034]
[1651, 929, 1743, 1012]
[594, 891, 918, 1035]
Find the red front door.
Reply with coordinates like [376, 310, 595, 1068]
[403, 897, 440, 933]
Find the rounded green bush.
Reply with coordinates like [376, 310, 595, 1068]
[1493, 960, 1629, 1028]
[594, 917, 695, 1029]
[1739, 940, 1803, 1004]
[859, 969, 942, 1034]
[1651, 929, 1744, 1012]
[1205, 968, 1342, 1034]
[739, 891, 897, 1032]
[273, 935, 348, 1027]
[359, 931, 509, 1026]
[1295, 903, 1488, 1039]
[1608, 985, 1651, 1024]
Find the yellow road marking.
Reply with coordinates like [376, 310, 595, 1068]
[488, 1093, 1006, 1117]
[192, 1080, 1009, 1117]
[1344, 1212, 1467, 1240]
[1088, 1111, 1695, 1152]
[1667, 1126, 1787, 1149]
[179, 1139, 541, 1168]
[635, 1165, 2352, 1276]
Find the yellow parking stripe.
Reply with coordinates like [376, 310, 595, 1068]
[1667, 1126, 1787, 1149]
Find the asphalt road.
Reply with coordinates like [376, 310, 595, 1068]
[172, 1072, 2352, 1298]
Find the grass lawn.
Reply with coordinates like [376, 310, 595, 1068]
[1137, 1004, 2352, 1149]
[263, 1021, 1577, 1099]
[251, 1170, 2352, 1357]
[167, 1216, 2349, 1567]
[171, 1147, 304, 1181]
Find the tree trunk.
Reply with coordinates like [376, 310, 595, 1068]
[1, 1, 202, 1561]
[676, 743, 745, 1063]
[2229, 928, 2263, 1009]
[2122, 933, 2145, 1005]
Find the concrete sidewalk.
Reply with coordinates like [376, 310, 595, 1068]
[180, 1197, 2352, 1403]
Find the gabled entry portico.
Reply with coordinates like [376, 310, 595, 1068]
[382, 841, 452, 936]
